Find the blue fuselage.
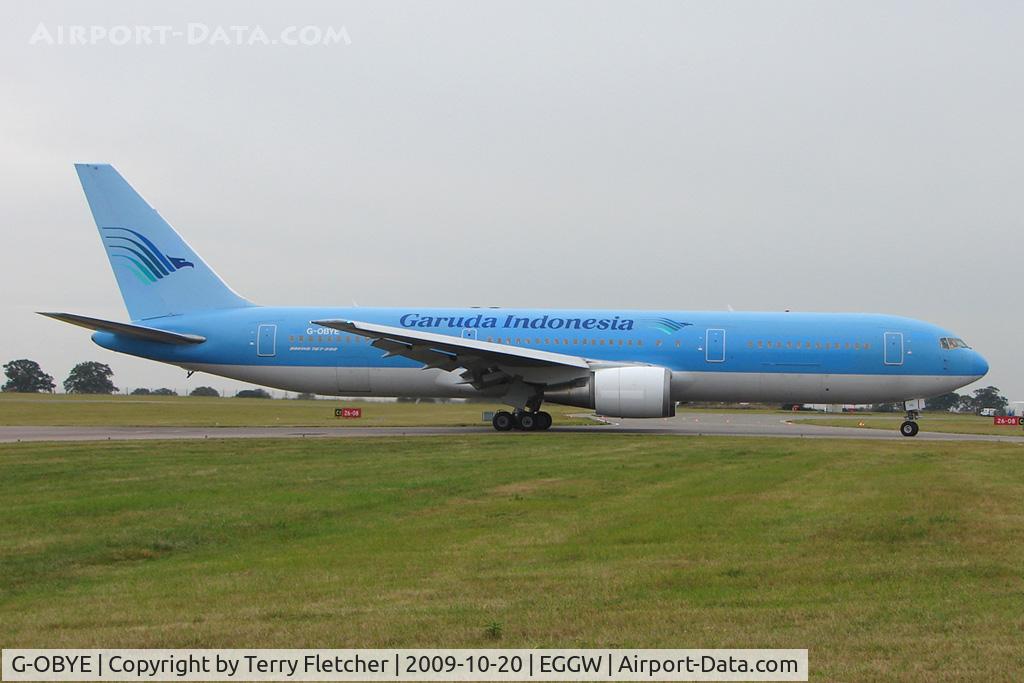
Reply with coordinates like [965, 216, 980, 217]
[92, 307, 988, 404]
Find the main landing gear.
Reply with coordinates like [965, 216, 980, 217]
[900, 409, 920, 438]
[492, 410, 553, 432]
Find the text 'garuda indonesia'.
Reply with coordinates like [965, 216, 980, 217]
[399, 313, 636, 331]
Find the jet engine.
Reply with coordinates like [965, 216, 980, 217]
[545, 366, 675, 418]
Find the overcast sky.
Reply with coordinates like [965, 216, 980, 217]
[1, 1, 1021, 402]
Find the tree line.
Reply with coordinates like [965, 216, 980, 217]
[4, 358, 225, 397]
[1, 359, 117, 394]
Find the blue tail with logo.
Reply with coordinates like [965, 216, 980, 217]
[75, 163, 253, 321]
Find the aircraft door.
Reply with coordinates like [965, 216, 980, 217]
[257, 324, 276, 357]
[884, 332, 904, 366]
[705, 328, 725, 363]
[462, 328, 477, 340]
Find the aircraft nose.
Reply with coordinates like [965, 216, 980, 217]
[970, 350, 989, 379]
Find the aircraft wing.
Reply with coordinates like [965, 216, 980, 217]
[312, 318, 592, 388]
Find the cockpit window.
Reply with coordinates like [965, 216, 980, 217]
[939, 337, 970, 350]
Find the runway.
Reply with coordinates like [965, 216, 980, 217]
[592, 412, 1024, 442]
[2, 412, 1023, 443]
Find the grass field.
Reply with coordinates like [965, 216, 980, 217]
[791, 413, 1024, 437]
[2, 435, 1023, 680]
[0, 393, 590, 427]
[4, 394, 1017, 438]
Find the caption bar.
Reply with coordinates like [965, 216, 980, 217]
[2, 649, 806, 681]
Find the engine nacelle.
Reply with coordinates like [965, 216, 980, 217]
[545, 366, 675, 418]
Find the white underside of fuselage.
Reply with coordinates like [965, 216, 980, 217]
[178, 362, 979, 405]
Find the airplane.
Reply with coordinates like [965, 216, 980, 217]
[42, 164, 989, 436]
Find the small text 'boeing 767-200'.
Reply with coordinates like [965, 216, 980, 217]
[43, 164, 989, 435]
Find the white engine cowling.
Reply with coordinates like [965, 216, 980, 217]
[545, 366, 674, 418]
[595, 366, 674, 418]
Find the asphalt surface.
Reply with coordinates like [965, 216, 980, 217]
[592, 412, 1024, 442]
[2, 412, 1023, 443]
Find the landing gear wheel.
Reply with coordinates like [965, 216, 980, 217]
[900, 420, 919, 437]
[536, 411, 552, 431]
[492, 411, 515, 431]
[518, 412, 538, 431]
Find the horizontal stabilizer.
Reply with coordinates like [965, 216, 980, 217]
[38, 312, 206, 345]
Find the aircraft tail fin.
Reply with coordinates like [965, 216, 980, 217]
[74, 163, 253, 321]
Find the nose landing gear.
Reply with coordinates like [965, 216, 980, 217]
[899, 419, 920, 437]
[899, 408, 920, 437]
